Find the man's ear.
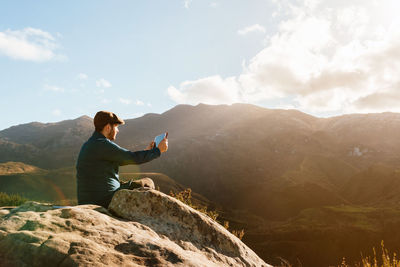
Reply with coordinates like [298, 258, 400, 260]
[104, 123, 111, 132]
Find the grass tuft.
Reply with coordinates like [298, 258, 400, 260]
[0, 192, 28, 206]
[339, 241, 400, 267]
[169, 188, 245, 240]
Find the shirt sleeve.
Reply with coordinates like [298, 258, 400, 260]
[100, 140, 161, 166]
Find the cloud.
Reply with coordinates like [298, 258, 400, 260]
[238, 24, 266, 35]
[168, 75, 242, 105]
[52, 109, 61, 116]
[96, 78, 112, 88]
[135, 100, 144, 106]
[210, 2, 218, 8]
[119, 98, 132, 105]
[351, 87, 400, 113]
[77, 73, 88, 80]
[44, 84, 64, 92]
[0, 27, 65, 62]
[184, 0, 192, 9]
[169, 0, 400, 115]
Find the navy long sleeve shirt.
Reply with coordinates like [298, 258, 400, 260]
[76, 131, 161, 208]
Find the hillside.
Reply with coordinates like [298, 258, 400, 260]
[0, 116, 93, 169]
[0, 162, 41, 175]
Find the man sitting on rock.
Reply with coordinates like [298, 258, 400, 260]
[76, 111, 168, 208]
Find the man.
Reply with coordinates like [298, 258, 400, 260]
[76, 111, 168, 208]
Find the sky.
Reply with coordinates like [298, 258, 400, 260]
[1, 0, 400, 130]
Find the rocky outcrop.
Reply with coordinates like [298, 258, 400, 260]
[0, 189, 269, 266]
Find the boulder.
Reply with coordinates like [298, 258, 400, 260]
[0, 189, 270, 266]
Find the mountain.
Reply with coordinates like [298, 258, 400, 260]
[3, 103, 400, 265]
[0, 115, 93, 169]
[0, 115, 92, 145]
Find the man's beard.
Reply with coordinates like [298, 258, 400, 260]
[108, 128, 116, 140]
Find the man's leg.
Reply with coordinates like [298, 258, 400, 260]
[119, 180, 132, 190]
[128, 177, 155, 190]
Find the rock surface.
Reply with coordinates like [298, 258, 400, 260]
[0, 189, 269, 267]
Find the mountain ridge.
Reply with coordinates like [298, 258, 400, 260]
[4, 104, 400, 135]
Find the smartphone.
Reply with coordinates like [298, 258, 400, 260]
[154, 132, 167, 147]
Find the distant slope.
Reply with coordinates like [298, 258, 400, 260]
[0, 161, 41, 175]
[0, 116, 93, 169]
[244, 204, 400, 266]
[0, 164, 76, 204]
[342, 163, 400, 205]
[0, 115, 93, 145]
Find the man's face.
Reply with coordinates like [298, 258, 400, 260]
[106, 124, 119, 140]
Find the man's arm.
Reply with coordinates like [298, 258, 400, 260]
[100, 140, 161, 166]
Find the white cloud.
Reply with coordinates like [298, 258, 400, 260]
[350, 90, 400, 113]
[77, 73, 88, 80]
[135, 100, 144, 106]
[52, 109, 61, 116]
[169, 0, 400, 115]
[0, 27, 65, 62]
[119, 98, 132, 105]
[96, 78, 112, 88]
[44, 84, 64, 92]
[210, 2, 218, 8]
[168, 75, 242, 105]
[184, 0, 192, 9]
[238, 24, 266, 35]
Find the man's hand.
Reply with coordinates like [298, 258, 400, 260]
[158, 133, 168, 153]
[145, 141, 155, 150]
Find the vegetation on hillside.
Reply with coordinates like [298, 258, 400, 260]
[0, 161, 39, 175]
[339, 241, 400, 267]
[170, 188, 245, 240]
[169, 188, 244, 240]
[170, 188, 218, 220]
[0, 192, 28, 206]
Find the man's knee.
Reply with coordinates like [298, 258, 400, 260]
[129, 177, 155, 190]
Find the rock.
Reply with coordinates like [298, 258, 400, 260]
[109, 189, 269, 266]
[0, 189, 270, 267]
[0, 206, 16, 216]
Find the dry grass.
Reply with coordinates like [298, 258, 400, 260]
[169, 188, 245, 240]
[0, 192, 28, 206]
[339, 241, 400, 267]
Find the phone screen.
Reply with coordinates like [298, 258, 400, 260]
[154, 133, 166, 147]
